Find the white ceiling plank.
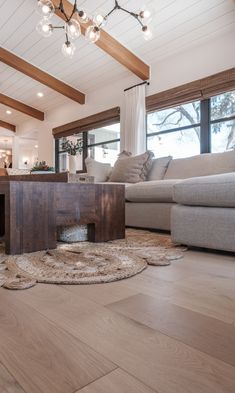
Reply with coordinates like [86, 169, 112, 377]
[0, 0, 234, 125]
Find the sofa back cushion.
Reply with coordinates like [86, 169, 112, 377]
[109, 151, 154, 183]
[147, 156, 172, 181]
[164, 150, 235, 179]
[85, 157, 111, 182]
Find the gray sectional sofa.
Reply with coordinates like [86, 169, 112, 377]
[125, 150, 235, 252]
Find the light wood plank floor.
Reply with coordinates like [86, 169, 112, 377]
[0, 247, 235, 393]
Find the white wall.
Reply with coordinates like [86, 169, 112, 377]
[17, 31, 235, 167]
[18, 146, 37, 169]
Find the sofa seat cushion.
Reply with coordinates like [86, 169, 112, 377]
[173, 172, 235, 207]
[126, 179, 182, 203]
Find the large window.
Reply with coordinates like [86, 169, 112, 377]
[87, 123, 120, 166]
[147, 101, 201, 158]
[210, 91, 235, 152]
[147, 90, 235, 158]
[56, 123, 120, 172]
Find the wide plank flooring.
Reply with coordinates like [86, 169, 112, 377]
[0, 248, 235, 393]
[107, 293, 235, 366]
[0, 362, 25, 393]
[77, 369, 156, 393]
[0, 292, 115, 393]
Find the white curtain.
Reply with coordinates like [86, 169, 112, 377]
[120, 84, 146, 155]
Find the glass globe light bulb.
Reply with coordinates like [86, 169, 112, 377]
[65, 19, 81, 40]
[62, 41, 76, 58]
[77, 9, 89, 24]
[93, 12, 107, 27]
[142, 25, 152, 41]
[36, 18, 53, 37]
[139, 9, 151, 19]
[37, 0, 54, 19]
[85, 25, 100, 43]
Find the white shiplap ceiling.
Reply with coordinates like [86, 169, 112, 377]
[0, 0, 234, 127]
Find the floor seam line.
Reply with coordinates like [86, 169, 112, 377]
[0, 360, 27, 393]
[106, 306, 235, 369]
[10, 293, 120, 370]
[71, 368, 119, 393]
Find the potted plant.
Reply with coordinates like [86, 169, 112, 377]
[61, 137, 83, 174]
[31, 161, 55, 174]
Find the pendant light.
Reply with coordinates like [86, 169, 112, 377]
[36, 0, 153, 59]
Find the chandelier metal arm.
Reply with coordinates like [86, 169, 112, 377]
[52, 25, 64, 29]
[118, 5, 144, 27]
[54, 0, 76, 23]
[105, 5, 118, 19]
[103, 1, 144, 29]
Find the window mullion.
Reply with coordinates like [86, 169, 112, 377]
[83, 132, 88, 172]
[55, 139, 59, 173]
[200, 99, 210, 153]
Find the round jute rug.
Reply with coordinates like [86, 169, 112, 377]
[0, 229, 186, 289]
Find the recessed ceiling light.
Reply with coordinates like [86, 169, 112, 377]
[37, 92, 44, 97]
[6, 110, 12, 115]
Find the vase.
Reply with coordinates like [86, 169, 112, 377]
[69, 155, 77, 174]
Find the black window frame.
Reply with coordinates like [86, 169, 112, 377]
[55, 125, 120, 173]
[146, 93, 235, 157]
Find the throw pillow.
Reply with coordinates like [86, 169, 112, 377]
[109, 151, 154, 183]
[148, 156, 172, 181]
[85, 157, 111, 182]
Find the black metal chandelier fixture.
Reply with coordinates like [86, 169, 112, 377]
[36, 0, 152, 58]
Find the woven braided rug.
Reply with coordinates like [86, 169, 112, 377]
[0, 229, 186, 290]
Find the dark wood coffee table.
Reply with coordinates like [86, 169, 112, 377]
[0, 176, 125, 255]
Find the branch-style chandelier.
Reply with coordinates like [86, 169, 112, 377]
[36, 0, 152, 58]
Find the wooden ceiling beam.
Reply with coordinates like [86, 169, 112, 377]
[52, 0, 150, 81]
[0, 119, 16, 132]
[0, 47, 85, 105]
[0, 93, 44, 121]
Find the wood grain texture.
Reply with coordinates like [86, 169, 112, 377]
[0, 173, 77, 183]
[77, 368, 156, 393]
[0, 291, 116, 393]
[107, 293, 235, 367]
[52, 0, 150, 81]
[11, 284, 235, 393]
[63, 280, 139, 306]
[3, 181, 57, 254]
[0, 119, 16, 132]
[0, 47, 85, 105]
[0, 93, 44, 121]
[0, 180, 125, 254]
[52, 107, 120, 138]
[1, 245, 235, 393]
[120, 253, 235, 324]
[146, 67, 235, 111]
[150, 249, 235, 280]
[168, 273, 235, 324]
[0, 362, 25, 393]
[55, 183, 125, 242]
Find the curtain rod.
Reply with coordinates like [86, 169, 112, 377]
[124, 80, 150, 92]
